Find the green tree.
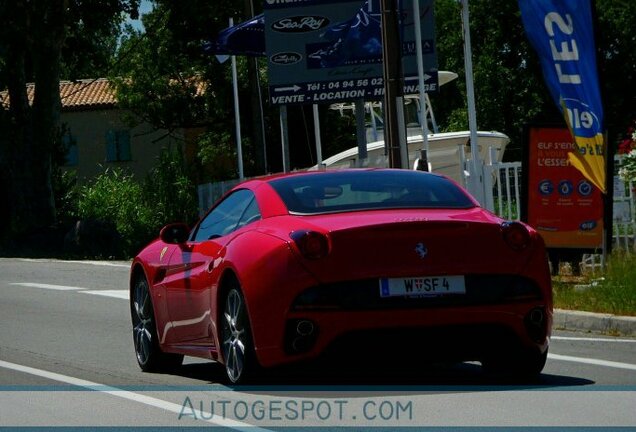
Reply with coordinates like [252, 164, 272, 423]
[61, 12, 124, 80]
[0, 0, 139, 243]
[595, 0, 636, 136]
[76, 150, 198, 257]
[433, 0, 636, 160]
[111, 0, 363, 177]
[434, 0, 555, 161]
[111, 0, 273, 181]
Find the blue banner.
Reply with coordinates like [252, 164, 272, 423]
[203, 15, 265, 57]
[519, 0, 606, 193]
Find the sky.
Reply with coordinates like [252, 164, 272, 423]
[127, 0, 154, 32]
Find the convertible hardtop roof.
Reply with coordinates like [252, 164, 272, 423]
[239, 168, 447, 189]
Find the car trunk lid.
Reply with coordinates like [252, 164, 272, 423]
[286, 208, 531, 283]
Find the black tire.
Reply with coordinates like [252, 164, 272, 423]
[482, 347, 548, 380]
[220, 286, 259, 384]
[520, 347, 549, 377]
[131, 274, 183, 372]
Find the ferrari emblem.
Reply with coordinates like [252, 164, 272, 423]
[415, 243, 428, 259]
[160, 246, 168, 262]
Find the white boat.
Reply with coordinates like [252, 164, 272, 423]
[316, 130, 509, 184]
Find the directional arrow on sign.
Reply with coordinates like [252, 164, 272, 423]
[405, 74, 431, 81]
[275, 85, 301, 92]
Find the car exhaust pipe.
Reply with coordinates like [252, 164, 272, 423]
[296, 320, 315, 337]
[529, 308, 544, 327]
[524, 307, 547, 343]
[285, 319, 318, 354]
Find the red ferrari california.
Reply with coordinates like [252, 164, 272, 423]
[130, 169, 552, 383]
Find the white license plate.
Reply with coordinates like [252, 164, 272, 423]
[379, 276, 466, 297]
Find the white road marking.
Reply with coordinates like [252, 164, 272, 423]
[9, 283, 83, 291]
[80, 290, 129, 300]
[552, 336, 636, 343]
[0, 359, 266, 431]
[66, 260, 130, 268]
[548, 353, 636, 371]
[9, 284, 129, 300]
[18, 258, 130, 268]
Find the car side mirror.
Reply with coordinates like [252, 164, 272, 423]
[160, 223, 190, 244]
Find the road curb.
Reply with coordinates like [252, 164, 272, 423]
[554, 308, 636, 336]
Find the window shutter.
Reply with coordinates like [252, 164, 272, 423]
[67, 141, 79, 166]
[63, 134, 78, 166]
[106, 130, 117, 161]
[118, 131, 132, 161]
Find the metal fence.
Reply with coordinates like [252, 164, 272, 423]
[612, 154, 635, 252]
[483, 161, 522, 221]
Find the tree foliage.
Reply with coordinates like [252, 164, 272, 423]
[111, 0, 352, 179]
[77, 150, 198, 257]
[433, 0, 636, 160]
[434, 0, 556, 160]
[112, 8, 211, 132]
[110, 0, 271, 181]
[595, 0, 636, 135]
[0, 0, 139, 243]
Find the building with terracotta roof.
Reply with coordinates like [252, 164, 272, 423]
[1, 78, 194, 182]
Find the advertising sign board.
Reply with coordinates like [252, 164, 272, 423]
[523, 126, 604, 250]
[264, 0, 438, 105]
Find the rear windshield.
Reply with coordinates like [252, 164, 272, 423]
[269, 170, 475, 215]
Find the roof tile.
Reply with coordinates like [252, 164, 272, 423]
[1, 78, 116, 110]
[1, 77, 208, 111]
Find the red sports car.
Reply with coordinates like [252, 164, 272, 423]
[130, 169, 552, 383]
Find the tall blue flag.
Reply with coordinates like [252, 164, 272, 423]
[203, 15, 265, 57]
[519, 0, 606, 193]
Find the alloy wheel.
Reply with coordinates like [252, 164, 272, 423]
[132, 277, 153, 366]
[222, 288, 248, 383]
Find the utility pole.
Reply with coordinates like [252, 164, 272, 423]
[230, 18, 244, 180]
[244, 0, 268, 173]
[380, 0, 404, 169]
[459, 0, 484, 203]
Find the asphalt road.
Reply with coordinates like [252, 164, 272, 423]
[1, 257, 635, 429]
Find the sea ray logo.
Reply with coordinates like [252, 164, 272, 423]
[271, 16, 330, 33]
[415, 243, 427, 259]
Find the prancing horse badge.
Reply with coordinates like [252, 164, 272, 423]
[415, 243, 428, 259]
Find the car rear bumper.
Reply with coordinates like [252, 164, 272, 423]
[254, 302, 552, 368]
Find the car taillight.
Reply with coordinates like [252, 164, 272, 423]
[501, 221, 531, 251]
[290, 230, 329, 260]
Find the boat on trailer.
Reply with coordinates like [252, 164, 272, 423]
[312, 71, 510, 185]
[317, 130, 509, 185]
